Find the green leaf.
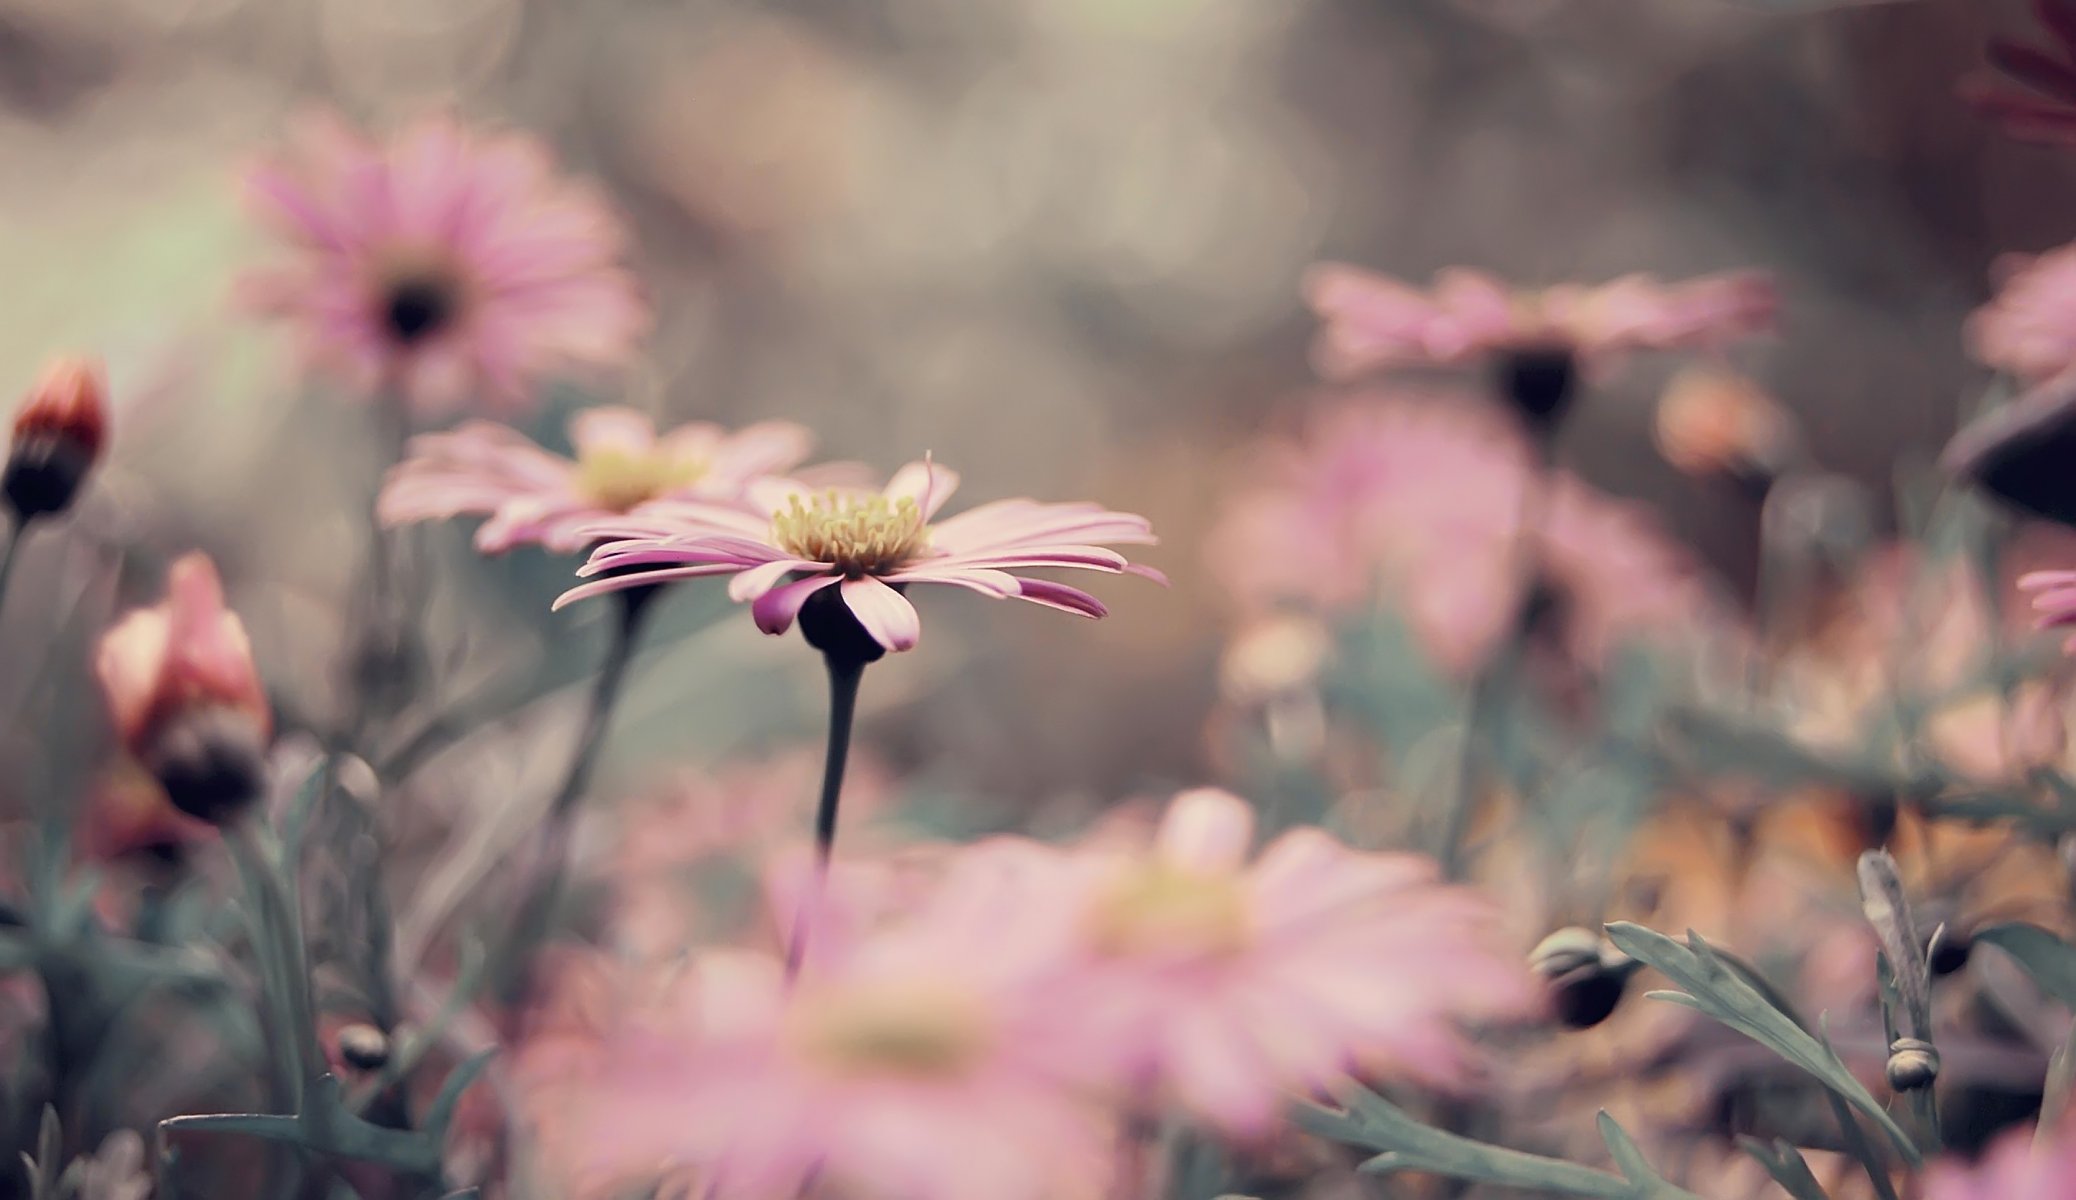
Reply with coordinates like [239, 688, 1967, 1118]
[1976, 923, 2076, 1009]
[1660, 708, 1885, 792]
[1294, 1087, 1676, 1199]
[1604, 923, 1920, 1165]
[1595, 1112, 1697, 1199]
[424, 1048, 495, 1138]
[1735, 1137, 1830, 1200]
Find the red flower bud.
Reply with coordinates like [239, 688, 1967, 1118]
[5, 356, 107, 521]
[94, 554, 271, 825]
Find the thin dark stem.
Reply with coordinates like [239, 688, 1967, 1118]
[1438, 461, 1546, 880]
[492, 589, 656, 1005]
[0, 513, 27, 623]
[785, 654, 866, 981]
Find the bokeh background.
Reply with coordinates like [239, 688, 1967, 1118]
[0, 0, 2058, 817]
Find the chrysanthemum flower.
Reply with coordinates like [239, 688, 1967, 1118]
[1057, 788, 1536, 1137]
[1925, 1119, 2076, 1200]
[1207, 392, 1720, 675]
[528, 842, 1111, 1200]
[1959, 0, 2076, 146]
[555, 459, 1161, 659]
[377, 408, 812, 554]
[1301, 264, 1775, 384]
[240, 113, 647, 416]
[94, 553, 272, 825]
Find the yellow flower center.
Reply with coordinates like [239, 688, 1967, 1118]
[771, 492, 928, 576]
[576, 447, 707, 512]
[790, 981, 993, 1079]
[1085, 865, 1254, 958]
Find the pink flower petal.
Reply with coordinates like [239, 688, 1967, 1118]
[752, 573, 841, 636]
[840, 576, 922, 652]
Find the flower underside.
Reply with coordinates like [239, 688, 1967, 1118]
[375, 260, 468, 345]
[773, 492, 929, 576]
[1087, 865, 1253, 958]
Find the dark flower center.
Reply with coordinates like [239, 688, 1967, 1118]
[382, 275, 460, 344]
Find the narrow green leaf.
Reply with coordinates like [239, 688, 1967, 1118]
[1299, 1086, 1640, 1198]
[1735, 1137, 1830, 1200]
[424, 1048, 496, 1138]
[1976, 923, 2076, 1009]
[1604, 923, 1919, 1165]
[1595, 1112, 1698, 1199]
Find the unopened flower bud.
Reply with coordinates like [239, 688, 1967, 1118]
[1653, 366, 1798, 484]
[95, 554, 271, 826]
[1927, 924, 1972, 978]
[4, 356, 107, 523]
[335, 1023, 391, 1071]
[1885, 1037, 1940, 1092]
[1530, 926, 1637, 1029]
[1941, 374, 2076, 528]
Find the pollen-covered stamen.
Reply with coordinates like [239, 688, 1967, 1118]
[1086, 865, 1254, 958]
[772, 491, 929, 576]
[576, 447, 706, 512]
[790, 982, 993, 1079]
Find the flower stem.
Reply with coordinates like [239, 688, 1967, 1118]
[491, 586, 656, 1007]
[0, 513, 29, 622]
[785, 653, 866, 981]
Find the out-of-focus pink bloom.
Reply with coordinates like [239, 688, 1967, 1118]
[1652, 366, 1799, 480]
[240, 113, 647, 417]
[95, 554, 270, 757]
[1960, 0, 2076, 146]
[525, 842, 1111, 1200]
[378, 408, 812, 554]
[1924, 1120, 2076, 1200]
[1968, 244, 2076, 383]
[1207, 392, 1719, 674]
[6, 355, 108, 521]
[556, 459, 1163, 656]
[1300, 263, 1775, 381]
[2020, 568, 2076, 651]
[1058, 788, 1537, 1137]
[77, 762, 212, 866]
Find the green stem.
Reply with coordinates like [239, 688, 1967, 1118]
[0, 513, 27, 619]
[785, 654, 866, 981]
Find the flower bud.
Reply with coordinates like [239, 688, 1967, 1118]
[94, 554, 271, 826]
[1653, 367, 1798, 484]
[335, 1023, 391, 1072]
[4, 356, 107, 523]
[1529, 926, 1637, 1030]
[1885, 1037, 1940, 1092]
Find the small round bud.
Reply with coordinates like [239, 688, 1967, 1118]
[1494, 345, 1578, 436]
[1653, 367, 1798, 484]
[1885, 1037, 1940, 1092]
[1928, 926, 1972, 978]
[1530, 926, 1636, 1030]
[137, 706, 269, 827]
[797, 582, 890, 667]
[5, 355, 107, 523]
[335, 1023, 391, 1072]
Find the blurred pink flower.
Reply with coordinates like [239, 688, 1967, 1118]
[378, 408, 811, 554]
[1924, 1120, 2076, 1200]
[556, 459, 1162, 656]
[1968, 244, 2076, 383]
[240, 113, 647, 416]
[95, 553, 270, 757]
[1206, 392, 1719, 674]
[1960, 0, 2076, 146]
[1300, 263, 1775, 381]
[526, 841, 1111, 1200]
[2020, 568, 2076, 651]
[1058, 788, 1537, 1137]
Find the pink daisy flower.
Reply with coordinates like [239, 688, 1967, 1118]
[240, 112, 647, 416]
[377, 407, 812, 554]
[527, 841, 1112, 1200]
[554, 459, 1162, 659]
[1967, 243, 2076, 384]
[1300, 263, 1776, 382]
[1056, 788, 1537, 1137]
[2019, 568, 2076, 651]
[1924, 1120, 2076, 1200]
[1206, 391, 1720, 675]
[1959, 0, 2076, 146]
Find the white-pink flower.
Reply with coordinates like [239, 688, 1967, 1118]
[240, 112, 647, 416]
[1924, 1119, 2076, 1200]
[377, 407, 811, 554]
[1969, 244, 2076, 384]
[1302, 263, 1775, 381]
[524, 841, 1112, 1200]
[555, 459, 1162, 656]
[1056, 788, 1537, 1136]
